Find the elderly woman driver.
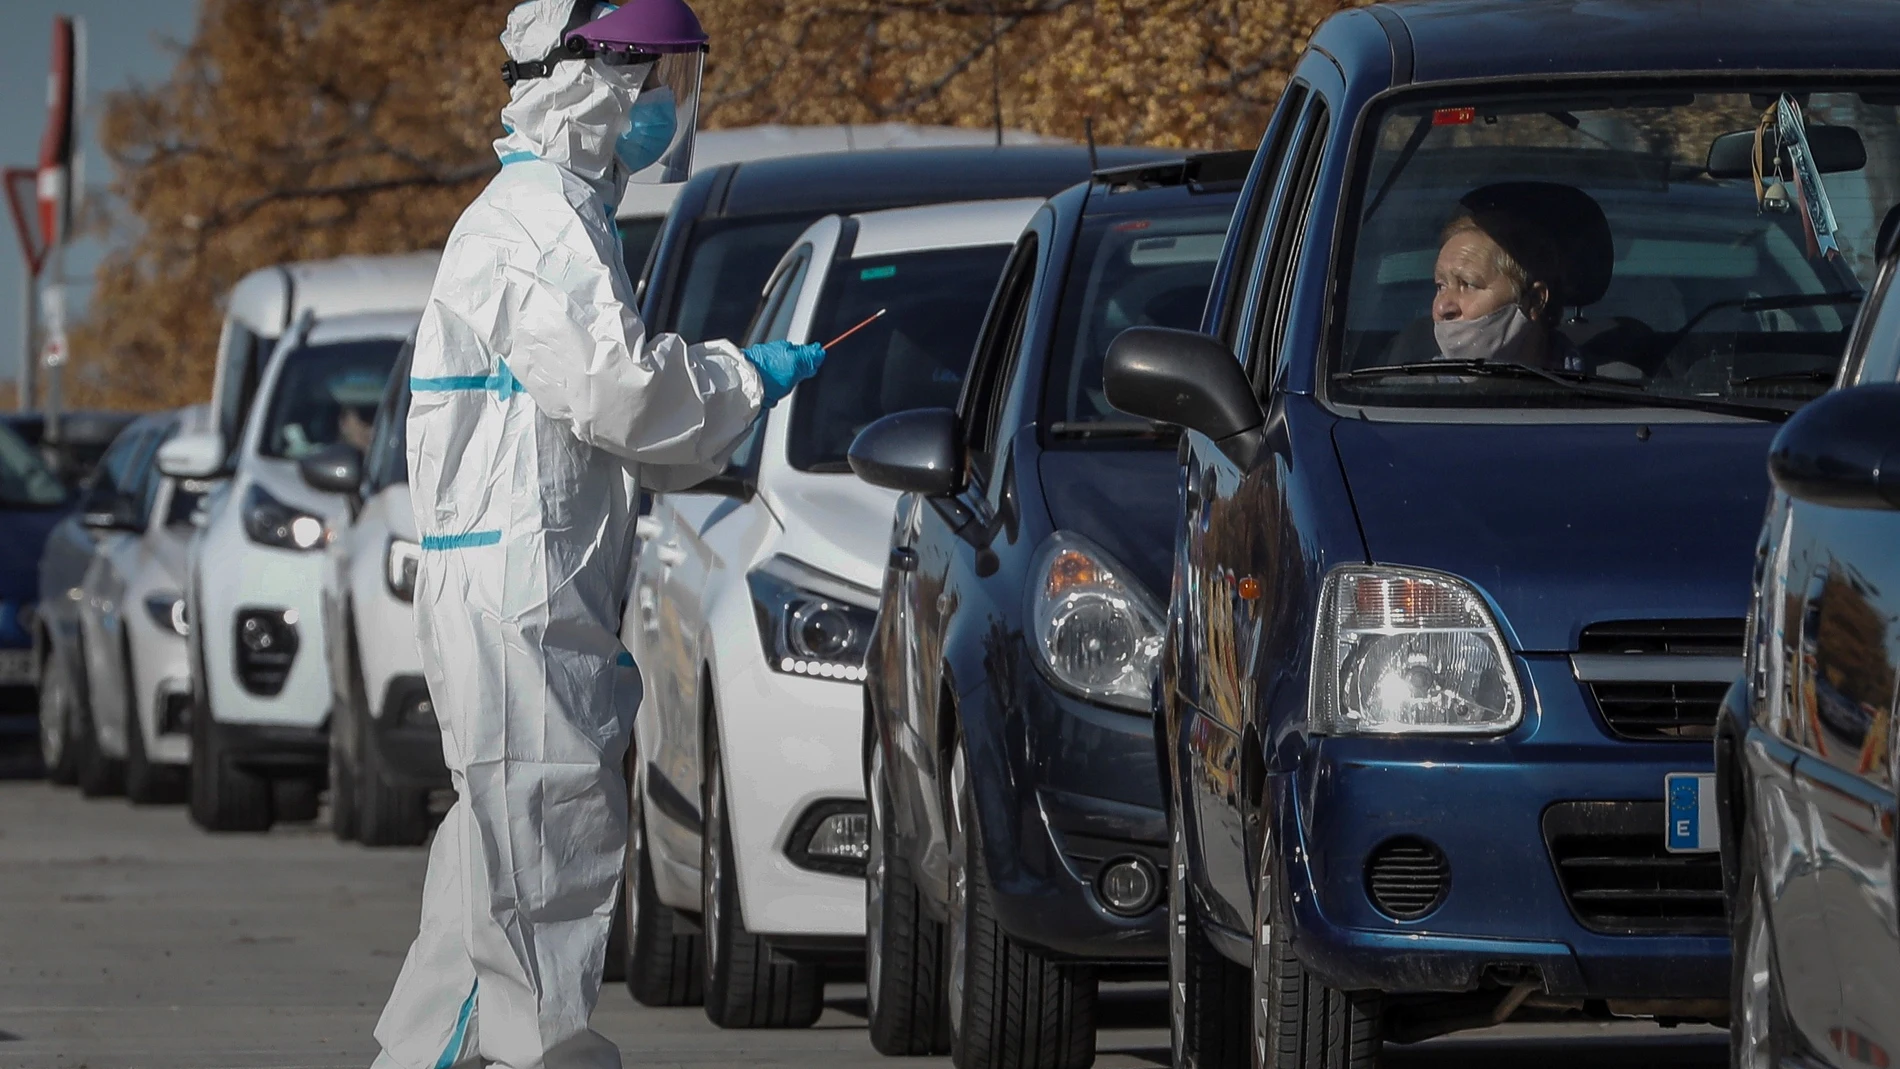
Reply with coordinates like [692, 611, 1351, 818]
[1430, 190, 1586, 372]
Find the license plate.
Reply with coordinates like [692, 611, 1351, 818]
[1665, 772, 1719, 854]
[0, 650, 33, 686]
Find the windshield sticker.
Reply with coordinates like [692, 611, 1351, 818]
[1432, 106, 1476, 126]
[859, 265, 897, 281]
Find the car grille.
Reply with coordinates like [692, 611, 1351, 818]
[1573, 619, 1744, 741]
[1543, 801, 1725, 936]
[1364, 837, 1449, 921]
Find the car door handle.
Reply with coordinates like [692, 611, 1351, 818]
[889, 547, 917, 572]
[655, 543, 686, 567]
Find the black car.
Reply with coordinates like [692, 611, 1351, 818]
[1718, 208, 1900, 1069]
[1100, 1, 1900, 1065]
[846, 153, 1243, 1065]
[605, 141, 1171, 991]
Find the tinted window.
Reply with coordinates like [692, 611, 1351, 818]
[368, 374, 413, 492]
[1333, 89, 1900, 415]
[788, 244, 1013, 472]
[0, 420, 68, 507]
[619, 217, 665, 285]
[258, 340, 404, 461]
[671, 217, 811, 343]
[1044, 206, 1233, 425]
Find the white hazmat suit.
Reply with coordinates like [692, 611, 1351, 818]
[371, 4, 763, 1067]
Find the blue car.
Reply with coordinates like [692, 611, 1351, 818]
[1102, 0, 1900, 1063]
[0, 419, 73, 745]
[848, 152, 1242, 1064]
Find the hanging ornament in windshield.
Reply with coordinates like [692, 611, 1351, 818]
[1776, 95, 1843, 261]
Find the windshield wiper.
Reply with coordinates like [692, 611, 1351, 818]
[1732, 367, 1838, 386]
[1336, 359, 1795, 422]
[1046, 419, 1179, 441]
[1673, 291, 1863, 339]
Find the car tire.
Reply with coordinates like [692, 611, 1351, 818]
[624, 752, 704, 1006]
[946, 741, 1095, 1069]
[700, 724, 823, 1029]
[329, 724, 359, 842]
[1730, 819, 1788, 1069]
[123, 639, 185, 806]
[188, 640, 274, 833]
[73, 690, 125, 799]
[348, 633, 429, 848]
[274, 777, 321, 824]
[1251, 836, 1383, 1069]
[865, 735, 951, 1056]
[1169, 794, 1249, 1069]
[39, 652, 78, 786]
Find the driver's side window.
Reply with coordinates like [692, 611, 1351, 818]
[960, 232, 1039, 494]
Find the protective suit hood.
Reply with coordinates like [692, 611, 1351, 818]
[495, 0, 641, 196]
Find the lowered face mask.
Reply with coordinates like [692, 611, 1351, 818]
[616, 87, 677, 175]
[1433, 304, 1538, 364]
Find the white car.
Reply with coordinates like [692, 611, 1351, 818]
[301, 337, 440, 846]
[161, 311, 417, 832]
[621, 197, 1041, 1028]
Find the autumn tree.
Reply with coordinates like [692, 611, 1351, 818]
[70, 0, 1358, 411]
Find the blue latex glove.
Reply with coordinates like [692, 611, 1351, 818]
[743, 340, 827, 408]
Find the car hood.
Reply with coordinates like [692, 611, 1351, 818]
[1037, 446, 1177, 603]
[1331, 417, 1777, 653]
[764, 474, 900, 594]
[0, 506, 69, 600]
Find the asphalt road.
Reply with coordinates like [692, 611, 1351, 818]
[0, 753, 1730, 1069]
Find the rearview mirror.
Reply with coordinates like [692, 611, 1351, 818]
[1103, 327, 1263, 441]
[1708, 124, 1867, 180]
[848, 408, 965, 497]
[81, 495, 142, 532]
[156, 432, 225, 481]
[1768, 384, 1900, 510]
[299, 443, 364, 498]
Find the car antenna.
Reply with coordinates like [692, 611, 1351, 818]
[823, 309, 887, 351]
[1086, 117, 1099, 172]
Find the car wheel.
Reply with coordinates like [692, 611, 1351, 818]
[39, 653, 78, 786]
[349, 633, 428, 847]
[329, 723, 359, 841]
[188, 640, 273, 833]
[700, 722, 822, 1029]
[946, 740, 1095, 1069]
[1730, 821, 1787, 1069]
[865, 734, 951, 1056]
[624, 750, 704, 1006]
[1170, 789, 1249, 1068]
[123, 639, 185, 806]
[1251, 834, 1382, 1069]
[73, 687, 125, 800]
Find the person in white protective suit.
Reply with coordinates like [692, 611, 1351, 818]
[371, 2, 824, 1066]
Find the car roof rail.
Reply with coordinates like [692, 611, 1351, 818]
[1092, 149, 1254, 193]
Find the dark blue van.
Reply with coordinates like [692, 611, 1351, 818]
[1103, 0, 1900, 1064]
[0, 418, 72, 743]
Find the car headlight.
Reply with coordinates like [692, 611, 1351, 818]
[144, 594, 189, 638]
[385, 537, 420, 602]
[1310, 565, 1521, 736]
[1028, 532, 1164, 714]
[746, 555, 877, 682]
[240, 484, 326, 551]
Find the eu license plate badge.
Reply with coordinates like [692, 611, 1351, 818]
[1664, 772, 1718, 854]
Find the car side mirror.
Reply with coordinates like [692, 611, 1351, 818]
[1768, 384, 1900, 510]
[156, 431, 226, 480]
[81, 495, 142, 532]
[298, 443, 364, 498]
[1102, 326, 1263, 441]
[691, 469, 756, 502]
[848, 407, 965, 497]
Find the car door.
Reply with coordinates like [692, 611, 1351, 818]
[80, 427, 160, 750]
[1791, 275, 1900, 1068]
[1179, 71, 1334, 932]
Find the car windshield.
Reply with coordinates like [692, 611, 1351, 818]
[0, 420, 67, 508]
[1332, 88, 1900, 416]
[671, 216, 812, 343]
[258, 339, 403, 460]
[788, 244, 1013, 472]
[1044, 205, 1234, 427]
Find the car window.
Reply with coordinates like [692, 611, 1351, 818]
[257, 339, 405, 461]
[745, 245, 814, 346]
[0, 419, 69, 508]
[1215, 81, 1308, 344]
[1331, 89, 1900, 415]
[367, 345, 415, 493]
[618, 216, 665, 286]
[787, 243, 1013, 473]
[671, 216, 813, 344]
[131, 423, 176, 527]
[961, 233, 1040, 469]
[1044, 206, 1233, 426]
[1843, 257, 1900, 386]
[1254, 99, 1332, 389]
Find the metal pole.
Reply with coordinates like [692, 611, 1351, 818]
[42, 250, 61, 444]
[18, 266, 35, 411]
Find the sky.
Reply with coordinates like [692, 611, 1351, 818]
[0, 0, 200, 386]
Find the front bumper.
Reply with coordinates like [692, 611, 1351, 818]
[1274, 655, 1727, 1000]
[217, 720, 328, 774]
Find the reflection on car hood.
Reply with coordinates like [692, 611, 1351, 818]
[1037, 447, 1177, 602]
[1331, 418, 1777, 652]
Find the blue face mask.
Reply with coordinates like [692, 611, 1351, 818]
[616, 88, 677, 175]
